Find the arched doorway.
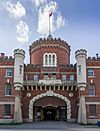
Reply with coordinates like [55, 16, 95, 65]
[29, 90, 71, 122]
[43, 106, 56, 120]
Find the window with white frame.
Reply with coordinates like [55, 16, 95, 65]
[43, 53, 57, 67]
[89, 105, 96, 117]
[5, 83, 11, 96]
[51, 73, 56, 79]
[62, 75, 66, 81]
[70, 74, 74, 81]
[89, 84, 95, 96]
[45, 55, 48, 65]
[6, 68, 12, 77]
[44, 73, 49, 79]
[88, 68, 94, 77]
[4, 104, 11, 117]
[34, 74, 38, 81]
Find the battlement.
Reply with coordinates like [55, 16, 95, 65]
[0, 53, 14, 61]
[87, 56, 100, 61]
[75, 49, 87, 58]
[30, 37, 70, 50]
[14, 49, 25, 58]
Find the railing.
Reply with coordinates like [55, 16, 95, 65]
[62, 80, 77, 86]
[23, 79, 77, 86]
[23, 80, 38, 85]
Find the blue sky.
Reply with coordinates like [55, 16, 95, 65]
[0, 0, 100, 64]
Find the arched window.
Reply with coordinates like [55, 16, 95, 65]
[45, 55, 48, 65]
[43, 53, 57, 67]
[5, 84, 11, 96]
[49, 55, 51, 65]
[52, 54, 55, 65]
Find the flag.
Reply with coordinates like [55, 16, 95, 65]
[49, 12, 52, 17]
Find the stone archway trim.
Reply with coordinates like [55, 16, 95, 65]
[29, 90, 71, 120]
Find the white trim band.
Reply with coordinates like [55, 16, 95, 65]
[0, 102, 15, 105]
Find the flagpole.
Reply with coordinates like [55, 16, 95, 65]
[49, 13, 50, 36]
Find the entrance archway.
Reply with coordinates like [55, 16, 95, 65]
[43, 106, 56, 120]
[29, 90, 71, 121]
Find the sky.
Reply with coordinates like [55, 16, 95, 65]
[0, 0, 100, 64]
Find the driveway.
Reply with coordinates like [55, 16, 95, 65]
[0, 121, 99, 130]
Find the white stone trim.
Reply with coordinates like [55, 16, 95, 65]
[86, 102, 100, 105]
[29, 90, 71, 120]
[0, 102, 15, 105]
[87, 66, 100, 69]
[43, 53, 57, 67]
[0, 66, 14, 68]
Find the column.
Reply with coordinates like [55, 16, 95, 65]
[36, 85, 38, 90]
[62, 86, 64, 90]
[31, 86, 33, 90]
[54, 86, 55, 91]
[40, 86, 42, 91]
[27, 86, 29, 90]
[58, 86, 60, 90]
[45, 85, 47, 91]
[67, 86, 69, 91]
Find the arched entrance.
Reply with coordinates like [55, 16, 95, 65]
[43, 106, 56, 120]
[29, 90, 71, 121]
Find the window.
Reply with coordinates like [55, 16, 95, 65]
[89, 84, 95, 96]
[45, 55, 48, 65]
[78, 65, 81, 75]
[52, 55, 55, 65]
[89, 105, 96, 117]
[4, 104, 11, 117]
[88, 68, 94, 77]
[49, 55, 51, 65]
[62, 75, 66, 81]
[19, 65, 23, 74]
[44, 73, 49, 79]
[43, 53, 57, 67]
[6, 68, 12, 77]
[70, 75, 74, 81]
[27, 74, 31, 80]
[51, 73, 56, 79]
[34, 74, 38, 81]
[5, 84, 11, 96]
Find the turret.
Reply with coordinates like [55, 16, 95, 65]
[14, 49, 25, 90]
[75, 49, 87, 88]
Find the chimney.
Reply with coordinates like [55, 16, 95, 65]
[0, 53, 5, 58]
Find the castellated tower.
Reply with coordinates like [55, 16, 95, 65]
[14, 49, 25, 90]
[75, 49, 87, 88]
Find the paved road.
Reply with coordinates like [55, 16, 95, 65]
[0, 121, 99, 131]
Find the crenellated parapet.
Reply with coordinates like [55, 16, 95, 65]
[87, 56, 100, 61]
[14, 49, 25, 58]
[29, 37, 70, 53]
[75, 49, 87, 60]
[29, 36, 71, 65]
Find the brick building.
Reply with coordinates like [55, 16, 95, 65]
[0, 35, 100, 124]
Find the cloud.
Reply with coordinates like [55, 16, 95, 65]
[56, 13, 65, 29]
[33, 0, 65, 36]
[16, 21, 29, 43]
[31, 0, 47, 7]
[5, 1, 26, 19]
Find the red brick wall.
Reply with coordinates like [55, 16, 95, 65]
[30, 39, 70, 65]
[21, 89, 78, 119]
